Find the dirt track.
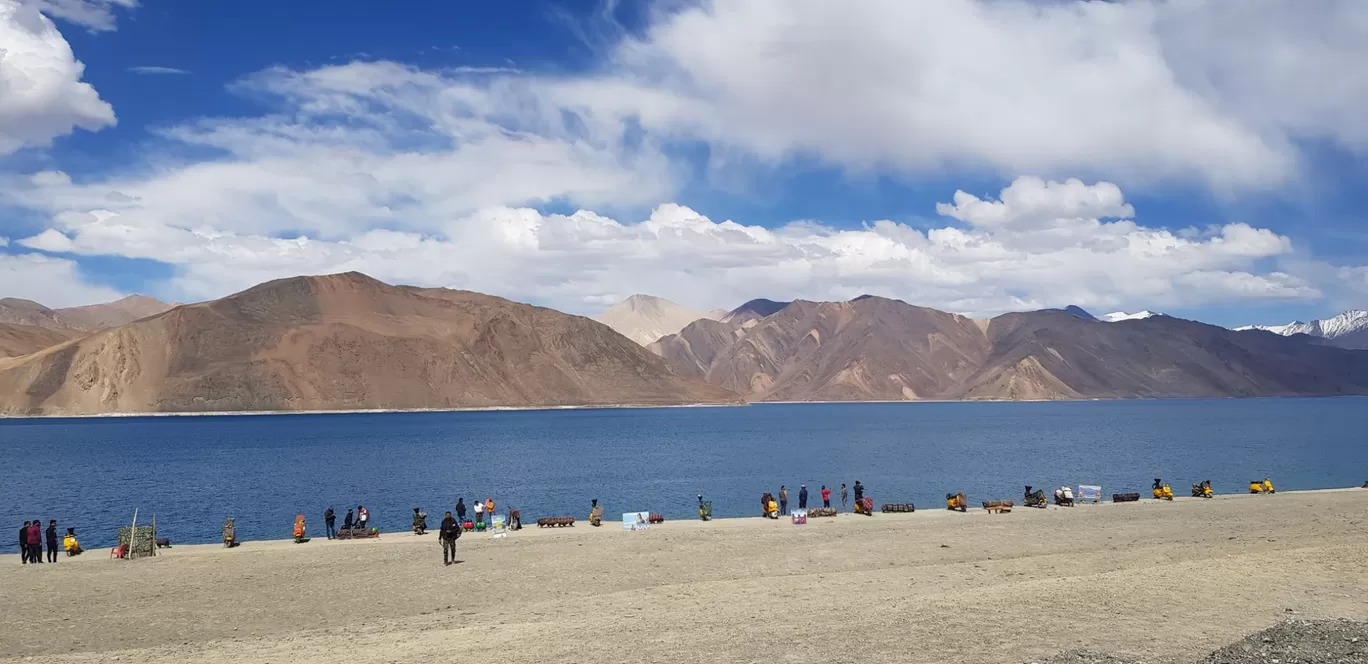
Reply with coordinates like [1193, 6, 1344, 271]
[3, 489, 1366, 664]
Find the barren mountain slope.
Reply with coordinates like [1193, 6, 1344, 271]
[648, 318, 747, 379]
[0, 323, 84, 359]
[0, 295, 175, 332]
[955, 311, 1368, 399]
[54, 295, 177, 330]
[0, 273, 740, 415]
[697, 296, 989, 401]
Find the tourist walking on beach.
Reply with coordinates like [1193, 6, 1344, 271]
[19, 521, 30, 564]
[473, 498, 484, 524]
[26, 519, 42, 564]
[45, 520, 58, 563]
[455, 497, 467, 523]
[342, 508, 354, 531]
[439, 511, 461, 565]
[779, 485, 789, 515]
[324, 507, 336, 539]
[821, 485, 831, 508]
[799, 484, 808, 509]
[841, 483, 848, 511]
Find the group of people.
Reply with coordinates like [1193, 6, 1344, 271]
[17, 520, 81, 563]
[321, 505, 371, 538]
[765, 481, 863, 516]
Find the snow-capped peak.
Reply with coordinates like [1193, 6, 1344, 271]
[1100, 311, 1159, 322]
[1234, 309, 1368, 349]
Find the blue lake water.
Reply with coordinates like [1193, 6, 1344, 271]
[2, 398, 1366, 552]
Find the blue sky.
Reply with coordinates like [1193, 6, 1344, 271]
[2, 0, 1367, 327]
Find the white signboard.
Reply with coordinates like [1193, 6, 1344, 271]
[623, 512, 650, 531]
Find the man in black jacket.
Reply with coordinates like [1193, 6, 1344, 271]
[324, 507, 336, 539]
[19, 521, 29, 564]
[439, 511, 461, 565]
[798, 484, 808, 509]
[45, 520, 58, 563]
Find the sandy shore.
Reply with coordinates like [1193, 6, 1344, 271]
[3, 489, 1366, 663]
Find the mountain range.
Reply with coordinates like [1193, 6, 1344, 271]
[1235, 310, 1368, 350]
[0, 274, 737, 416]
[2, 277, 1366, 415]
[650, 297, 1368, 401]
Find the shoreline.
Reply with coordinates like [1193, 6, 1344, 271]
[4, 485, 1365, 663]
[4, 393, 1365, 420]
[45, 486, 1365, 559]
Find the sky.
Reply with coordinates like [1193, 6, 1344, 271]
[1, 0, 1367, 327]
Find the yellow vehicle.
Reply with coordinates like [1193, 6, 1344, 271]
[1263, 478, 1275, 494]
[1151, 479, 1174, 501]
[946, 492, 967, 512]
[1249, 480, 1264, 494]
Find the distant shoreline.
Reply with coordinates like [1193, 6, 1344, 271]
[0, 401, 747, 421]
[3, 393, 1365, 420]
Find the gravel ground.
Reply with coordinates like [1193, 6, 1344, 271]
[3, 489, 1366, 664]
[1032, 620, 1368, 664]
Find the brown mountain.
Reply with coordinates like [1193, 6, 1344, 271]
[0, 273, 740, 416]
[652, 296, 1368, 401]
[0, 323, 84, 359]
[0, 295, 176, 332]
[954, 310, 1368, 400]
[655, 296, 989, 400]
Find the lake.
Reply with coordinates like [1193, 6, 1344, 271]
[2, 398, 1365, 551]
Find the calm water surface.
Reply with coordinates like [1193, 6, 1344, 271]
[2, 398, 1365, 551]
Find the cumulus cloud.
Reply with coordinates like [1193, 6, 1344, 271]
[0, 0, 115, 154]
[0, 252, 124, 307]
[565, 0, 1367, 190]
[12, 175, 1319, 315]
[29, 0, 135, 31]
[3, 1, 1367, 314]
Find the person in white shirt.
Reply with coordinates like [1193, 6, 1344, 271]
[473, 500, 484, 524]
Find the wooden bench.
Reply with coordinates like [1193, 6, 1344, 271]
[982, 500, 1014, 514]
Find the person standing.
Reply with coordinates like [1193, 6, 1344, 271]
[439, 511, 461, 565]
[342, 508, 355, 531]
[853, 480, 864, 504]
[45, 520, 58, 563]
[798, 484, 808, 510]
[26, 519, 42, 564]
[19, 521, 30, 564]
[485, 498, 495, 522]
[473, 498, 484, 525]
[821, 485, 831, 508]
[455, 497, 467, 523]
[324, 507, 336, 539]
[841, 483, 849, 511]
[357, 505, 369, 531]
[779, 485, 789, 515]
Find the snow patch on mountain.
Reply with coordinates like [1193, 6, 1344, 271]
[1100, 311, 1160, 322]
[1236, 310, 1368, 349]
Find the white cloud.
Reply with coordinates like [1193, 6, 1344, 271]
[29, 0, 135, 32]
[3, 1, 1366, 314]
[0, 0, 115, 154]
[542, 0, 1368, 191]
[128, 66, 189, 75]
[12, 177, 1320, 316]
[0, 252, 123, 307]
